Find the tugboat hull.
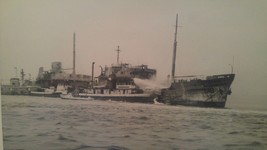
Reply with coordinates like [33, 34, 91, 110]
[78, 93, 155, 103]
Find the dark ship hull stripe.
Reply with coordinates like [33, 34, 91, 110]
[169, 100, 226, 108]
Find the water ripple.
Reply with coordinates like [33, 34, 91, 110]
[72, 145, 129, 150]
[2, 96, 267, 150]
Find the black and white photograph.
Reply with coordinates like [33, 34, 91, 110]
[1, 0, 267, 149]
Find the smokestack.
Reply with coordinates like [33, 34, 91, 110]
[116, 45, 121, 65]
[92, 62, 95, 87]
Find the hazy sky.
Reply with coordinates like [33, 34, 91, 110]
[1, 0, 266, 110]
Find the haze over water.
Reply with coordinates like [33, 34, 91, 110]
[2, 96, 267, 150]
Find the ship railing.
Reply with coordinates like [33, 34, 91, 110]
[116, 85, 136, 89]
[173, 75, 206, 82]
[52, 73, 91, 81]
[111, 63, 131, 67]
[206, 74, 234, 80]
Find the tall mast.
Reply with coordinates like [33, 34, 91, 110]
[73, 32, 76, 75]
[116, 45, 121, 64]
[171, 14, 178, 79]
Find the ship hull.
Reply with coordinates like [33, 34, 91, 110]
[62, 93, 155, 103]
[29, 91, 62, 97]
[90, 95, 155, 103]
[60, 94, 93, 100]
[169, 100, 226, 108]
[80, 94, 156, 104]
[159, 74, 235, 108]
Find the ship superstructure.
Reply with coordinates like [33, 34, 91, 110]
[36, 61, 91, 89]
[62, 46, 157, 103]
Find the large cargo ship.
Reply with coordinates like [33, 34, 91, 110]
[157, 14, 235, 108]
[158, 74, 235, 108]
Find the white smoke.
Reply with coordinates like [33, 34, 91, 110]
[133, 78, 171, 93]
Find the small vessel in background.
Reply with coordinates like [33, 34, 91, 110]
[1, 69, 45, 96]
[29, 86, 66, 97]
[0, 68, 69, 97]
[1, 34, 89, 97]
[157, 14, 235, 108]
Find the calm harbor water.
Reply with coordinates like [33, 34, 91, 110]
[1, 95, 267, 150]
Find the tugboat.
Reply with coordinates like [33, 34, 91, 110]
[157, 14, 235, 108]
[61, 46, 158, 103]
